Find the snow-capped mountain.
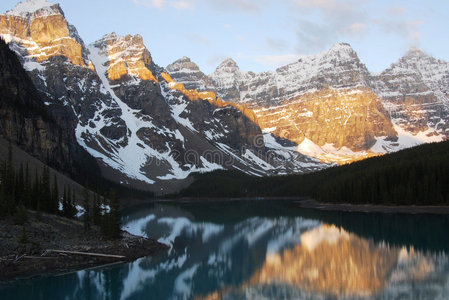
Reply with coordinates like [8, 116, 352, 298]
[169, 44, 397, 163]
[372, 48, 449, 144]
[0, 0, 326, 193]
[209, 58, 245, 102]
[166, 56, 214, 91]
[168, 44, 449, 163]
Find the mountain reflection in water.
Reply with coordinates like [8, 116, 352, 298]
[1, 201, 449, 300]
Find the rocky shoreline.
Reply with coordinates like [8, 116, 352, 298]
[0, 210, 168, 282]
[297, 199, 449, 214]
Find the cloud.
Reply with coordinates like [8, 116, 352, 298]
[373, 18, 423, 43]
[292, 0, 369, 53]
[133, 0, 164, 8]
[254, 54, 302, 68]
[207, 55, 228, 68]
[187, 33, 212, 45]
[389, 5, 407, 16]
[133, 0, 266, 12]
[235, 34, 246, 42]
[295, 19, 335, 53]
[291, 0, 424, 53]
[345, 23, 366, 35]
[170, 1, 194, 9]
[132, 0, 194, 9]
[204, 0, 265, 13]
[265, 38, 290, 52]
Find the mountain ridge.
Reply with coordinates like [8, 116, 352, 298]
[1, 0, 447, 191]
[168, 42, 448, 163]
[1, 0, 326, 194]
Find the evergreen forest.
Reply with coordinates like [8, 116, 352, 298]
[0, 141, 122, 239]
[178, 140, 449, 205]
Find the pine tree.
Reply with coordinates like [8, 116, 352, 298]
[62, 185, 68, 217]
[100, 194, 109, 238]
[51, 174, 59, 213]
[15, 205, 28, 225]
[40, 166, 51, 213]
[92, 192, 101, 226]
[24, 163, 31, 208]
[0, 161, 6, 218]
[15, 163, 25, 206]
[83, 183, 90, 232]
[32, 168, 40, 210]
[19, 225, 28, 244]
[4, 140, 15, 214]
[0, 186, 5, 219]
[70, 188, 77, 218]
[6, 140, 13, 193]
[108, 190, 121, 240]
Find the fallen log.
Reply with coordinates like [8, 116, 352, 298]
[45, 249, 126, 259]
[23, 256, 56, 259]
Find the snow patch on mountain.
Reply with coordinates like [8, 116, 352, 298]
[6, 0, 59, 17]
[297, 138, 376, 164]
[371, 124, 445, 154]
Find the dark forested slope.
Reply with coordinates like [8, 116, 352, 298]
[178, 140, 449, 205]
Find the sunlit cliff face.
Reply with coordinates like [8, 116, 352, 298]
[160, 72, 259, 126]
[0, 4, 86, 66]
[255, 88, 397, 163]
[101, 33, 158, 82]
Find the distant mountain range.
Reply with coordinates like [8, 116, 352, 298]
[0, 0, 448, 193]
[167, 44, 449, 163]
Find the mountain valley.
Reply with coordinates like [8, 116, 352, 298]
[0, 0, 448, 194]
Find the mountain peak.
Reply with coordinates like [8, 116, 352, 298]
[219, 57, 238, 67]
[404, 46, 426, 59]
[328, 42, 356, 54]
[98, 32, 144, 47]
[178, 56, 192, 63]
[101, 32, 119, 40]
[214, 58, 240, 74]
[6, 0, 60, 17]
[167, 56, 202, 73]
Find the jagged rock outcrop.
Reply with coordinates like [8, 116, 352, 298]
[0, 0, 87, 66]
[98, 33, 158, 82]
[166, 56, 213, 91]
[209, 58, 243, 102]
[372, 48, 449, 137]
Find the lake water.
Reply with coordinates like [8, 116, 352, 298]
[2, 200, 449, 299]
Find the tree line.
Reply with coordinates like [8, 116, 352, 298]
[316, 141, 449, 205]
[177, 140, 449, 206]
[0, 141, 121, 239]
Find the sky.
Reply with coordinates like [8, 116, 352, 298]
[1, 0, 448, 74]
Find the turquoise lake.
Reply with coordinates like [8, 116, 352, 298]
[1, 200, 449, 299]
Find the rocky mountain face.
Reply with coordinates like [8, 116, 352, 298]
[209, 58, 244, 102]
[0, 38, 97, 178]
[0, 0, 87, 67]
[372, 48, 449, 139]
[166, 56, 213, 91]
[168, 44, 449, 163]
[1, 0, 325, 193]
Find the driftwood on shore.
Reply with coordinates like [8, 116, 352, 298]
[45, 249, 126, 259]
